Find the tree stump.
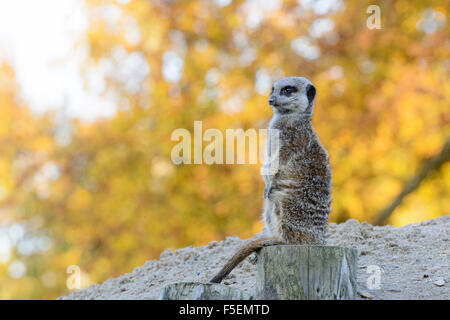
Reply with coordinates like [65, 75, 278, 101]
[256, 245, 357, 300]
[159, 281, 252, 300]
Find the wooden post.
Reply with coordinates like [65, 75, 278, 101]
[159, 281, 252, 300]
[256, 245, 357, 300]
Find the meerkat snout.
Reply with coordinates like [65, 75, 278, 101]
[269, 76, 316, 116]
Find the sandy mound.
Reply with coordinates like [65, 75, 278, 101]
[60, 215, 449, 300]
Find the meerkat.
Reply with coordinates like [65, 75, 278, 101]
[210, 76, 332, 284]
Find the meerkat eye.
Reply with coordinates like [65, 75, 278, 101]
[271, 86, 274, 94]
[280, 86, 297, 96]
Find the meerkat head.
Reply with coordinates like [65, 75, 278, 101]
[268, 77, 316, 117]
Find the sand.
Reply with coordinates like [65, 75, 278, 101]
[60, 215, 450, 300]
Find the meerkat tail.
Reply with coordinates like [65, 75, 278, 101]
[210, 237, 280, 284]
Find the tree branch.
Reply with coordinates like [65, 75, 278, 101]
[373, 137, 450, 226]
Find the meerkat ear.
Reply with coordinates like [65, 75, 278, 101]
[306, 84, 316, 105]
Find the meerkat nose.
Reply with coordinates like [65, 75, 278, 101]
[268, 97, 277, 106]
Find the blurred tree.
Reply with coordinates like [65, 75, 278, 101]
[0, 0, 448, 298]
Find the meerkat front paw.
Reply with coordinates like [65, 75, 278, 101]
[263, 186, 271, 199]
[265, 184, 280, 200]
[264, 181, 274, 199]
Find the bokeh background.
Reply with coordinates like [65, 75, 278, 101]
[0, 0, 448, 299]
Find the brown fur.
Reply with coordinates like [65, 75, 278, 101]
[210, 77, 332, 283]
